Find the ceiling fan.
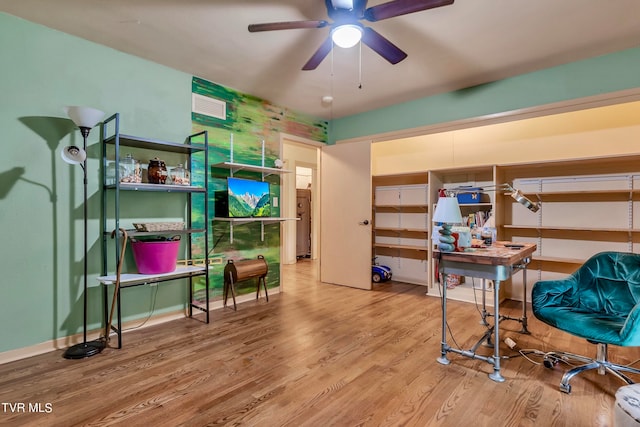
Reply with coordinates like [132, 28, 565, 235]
[248, 0, 454, 70]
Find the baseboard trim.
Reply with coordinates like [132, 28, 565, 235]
[0, 287, 280, 365]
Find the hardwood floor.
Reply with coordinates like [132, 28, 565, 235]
[1, 259, 636, 426]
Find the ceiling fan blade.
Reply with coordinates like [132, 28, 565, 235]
[364, 0, 454, 22]
[361, 27, 407, 65]
[302, 36, 333, 70]
[248, 20, 329, 32]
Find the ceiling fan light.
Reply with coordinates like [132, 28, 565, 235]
[331, 24, 362, 48]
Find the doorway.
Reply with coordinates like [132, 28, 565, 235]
[296, 167, 312, 259]
[281, 135, 321, 265]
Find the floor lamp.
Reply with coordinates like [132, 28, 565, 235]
[62, 106, 106, 359]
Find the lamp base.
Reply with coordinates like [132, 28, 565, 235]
[438, 224, 456, 252]
[63, 339, 106, 359]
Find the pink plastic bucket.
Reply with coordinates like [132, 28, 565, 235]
[131, 239, 180, 274]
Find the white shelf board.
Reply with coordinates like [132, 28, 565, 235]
[214, 217, 299, 223]
[212, 161, 292, 175]
[97, 265, 206, 286]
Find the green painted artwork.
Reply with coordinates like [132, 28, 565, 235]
[190, 77, 327, 302]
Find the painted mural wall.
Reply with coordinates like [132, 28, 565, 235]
[190, 77, 327, 300]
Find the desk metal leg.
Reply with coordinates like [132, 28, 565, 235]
[437, 272, 450, 366]
[520, 265, 530, 334]
[481, 279, 489, 326]
[495, 263, 531, 334]
[488, 279, 505, 382]
[437, 272, 505, 382]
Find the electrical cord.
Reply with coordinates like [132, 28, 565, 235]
[626, 358, 640, 367]
[438, 277, 640, 372]
[438, 274, 498, 352]
[122, 284, 159, 332]
[439, 276, 553, 365]
[471, 276, 492, 329]
[103, 228, 160, 339]
[437, 275, 463, 350]
[437, 272, 595, 370]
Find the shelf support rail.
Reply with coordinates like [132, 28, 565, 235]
[229, 133, 234, 176]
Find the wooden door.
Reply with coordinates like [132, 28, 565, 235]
[320, 141, 372, 290]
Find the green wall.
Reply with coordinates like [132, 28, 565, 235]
[0, 13, 193, 353]
[0, 13, 327, 355]
[191, 78, 327, 300]
[331, 46, 640, 142]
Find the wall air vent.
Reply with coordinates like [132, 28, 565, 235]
[192, 93, 226, 120]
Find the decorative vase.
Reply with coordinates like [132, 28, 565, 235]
[169, 164, 190, 185]
[120, 153, 141, 183]
[148, 157, 168, 184]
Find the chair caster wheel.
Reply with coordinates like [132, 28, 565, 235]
[543, 355, 558, 369]
[560, 383, 571, 394]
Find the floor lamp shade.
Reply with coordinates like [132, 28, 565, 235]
[64, 106, 105, 129]
[61, 145, 87, 165]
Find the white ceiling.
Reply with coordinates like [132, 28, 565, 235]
[2, 0, 640, 120]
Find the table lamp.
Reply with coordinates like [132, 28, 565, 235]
[432, 196, 463, 252]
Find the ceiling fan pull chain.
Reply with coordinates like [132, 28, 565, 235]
[331, 41, 334, 77]
[330, 42, 335, 120]
[358, 41, 362, 89]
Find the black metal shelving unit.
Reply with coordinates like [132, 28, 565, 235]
[99, 113, 209, 348]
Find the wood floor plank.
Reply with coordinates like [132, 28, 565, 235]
[0, 259, 636, 426]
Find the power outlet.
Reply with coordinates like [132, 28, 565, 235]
[273, 196, 278, 208]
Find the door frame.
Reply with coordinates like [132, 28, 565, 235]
[280, 133, 322, 267]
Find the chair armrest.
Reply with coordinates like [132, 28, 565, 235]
[620, 303, 640, 345]
[532, 278, 577, 309]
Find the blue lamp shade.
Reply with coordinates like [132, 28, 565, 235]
[432, 196, 463, 224]
[64, 106, 105, 129]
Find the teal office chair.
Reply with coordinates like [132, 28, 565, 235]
[532, 251, 640, 393]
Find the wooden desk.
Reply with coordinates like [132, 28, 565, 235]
[434, 241, 537, 382]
